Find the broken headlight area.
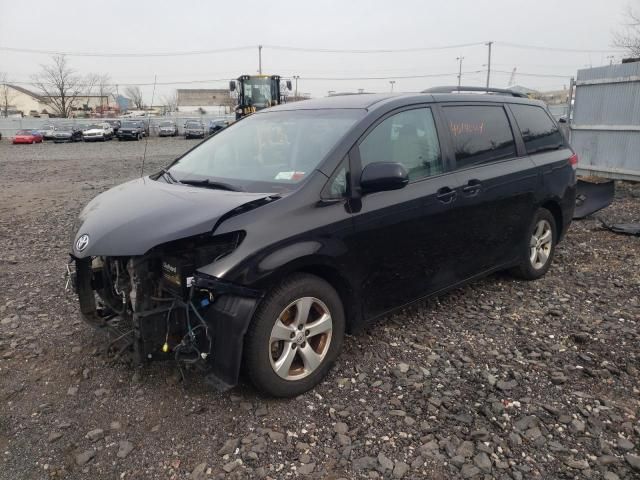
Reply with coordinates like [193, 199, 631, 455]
[72, 231, 247, 369]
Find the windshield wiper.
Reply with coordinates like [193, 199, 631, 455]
[159, 168, 180, 184]
[179, 178, 242, 191]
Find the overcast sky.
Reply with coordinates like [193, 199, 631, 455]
[0, 0, 632, 102]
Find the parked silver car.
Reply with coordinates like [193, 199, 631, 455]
[158, 120, 178, 137]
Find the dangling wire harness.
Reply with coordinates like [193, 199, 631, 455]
[165, 286, 214, 380]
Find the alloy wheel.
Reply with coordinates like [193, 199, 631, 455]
[268, 297, 333, 381]
[530, 219, 552, 270]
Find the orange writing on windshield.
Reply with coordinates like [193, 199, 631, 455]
[449, 121, 485, 136]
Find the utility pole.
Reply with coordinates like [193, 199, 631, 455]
[389, 80, 396, 92]
[485, 41, 493, 91]
[456, 56, 464, 88]
[293, 75, 299, 99]
[258, 45, 262, 74]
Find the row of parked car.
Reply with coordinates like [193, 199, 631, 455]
[9, 119, 231, 145]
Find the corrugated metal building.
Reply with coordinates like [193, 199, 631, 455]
[176, 88, 233, 114]
[570, 61, 640, 180]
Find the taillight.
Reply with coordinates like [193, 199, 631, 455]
[568, 153, 578, 169]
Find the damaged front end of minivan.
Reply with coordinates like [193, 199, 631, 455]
[67, 177, 276, 391]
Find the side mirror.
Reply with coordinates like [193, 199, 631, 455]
[229, 81, 236, 92]
[558, 116, 567, 124]
[286, 80, 292, 90]
[360, 162, 409, 194]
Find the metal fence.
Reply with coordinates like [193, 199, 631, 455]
[569, 62, 640, 181]
[0, 113, 235, 139]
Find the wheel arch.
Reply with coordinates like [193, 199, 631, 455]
[254, 258, 361, 334]
[540, 199, 564, 241]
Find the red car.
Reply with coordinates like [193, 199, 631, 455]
[12, 130, 43, 144]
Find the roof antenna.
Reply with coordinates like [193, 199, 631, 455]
[140, 74, 157, 177]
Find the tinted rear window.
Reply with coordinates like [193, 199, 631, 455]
[443, 105, 516, 168]
[510, 104, 564, 154]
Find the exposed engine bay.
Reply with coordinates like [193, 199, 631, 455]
[70, 231, 261, 390]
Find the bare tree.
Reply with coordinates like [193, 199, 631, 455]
[32, 55, 83, 118]
[0, 72, 18, 117]
[97, 74, 114, 110]
[161, 91, 178, 113]
[82, 73, 100, 111]
[613, 4, 640, 57]
[125, 86, 145, 110]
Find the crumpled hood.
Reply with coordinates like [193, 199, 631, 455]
[72, 177, 273, 258]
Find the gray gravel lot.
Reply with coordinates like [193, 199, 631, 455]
[0, 137, 639, 479]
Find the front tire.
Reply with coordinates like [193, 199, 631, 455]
[243, 274, 345, 397]
[512, 208, 557, 280]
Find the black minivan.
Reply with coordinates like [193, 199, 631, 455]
[70, 88, 576, 397]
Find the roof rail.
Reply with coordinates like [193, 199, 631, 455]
[422, 86, 528, 98]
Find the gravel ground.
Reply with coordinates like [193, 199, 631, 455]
[0, 137, 639, 480]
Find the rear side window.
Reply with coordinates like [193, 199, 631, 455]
[359, 107, 443, 181]
[510, 104, 564, 154]
[443, 105, 516, 169]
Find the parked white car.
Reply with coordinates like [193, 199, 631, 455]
[37, 124, 56, 140]
[82, 123, 114, 142]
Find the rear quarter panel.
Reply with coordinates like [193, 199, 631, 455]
[530, 148, 576, 239]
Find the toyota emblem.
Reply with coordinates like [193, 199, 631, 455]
[75, 234, 90, 252]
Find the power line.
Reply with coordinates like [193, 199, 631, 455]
[495, 41, 625, 53]
[264, 43, 485, 53]
[7, 68, 573, 88]
[8, 78, 234, 87]
[1, 41, 626, 58]
[0, 43, 486, 58]
[0, 46, 255, 57]
[492, 69, 572, 79]
[298, 71, 483, 81]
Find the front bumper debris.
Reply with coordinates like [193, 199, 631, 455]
[71, 256, 262, 392]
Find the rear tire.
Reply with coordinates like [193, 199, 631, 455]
[243, 273, 345, 397]
[511, 208, 557, 280]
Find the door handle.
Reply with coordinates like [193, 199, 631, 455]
[436, 187, 457, 204]
[462, 179, 482, 196]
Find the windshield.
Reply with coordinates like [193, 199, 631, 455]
[243, 77, 272, 108]
[17, 130, 32, 135]
[185, 122, 202, 128]
[56, 125, 73, 131]
[121, 121, 137, 128]
[88, 124, 102, 129]
[168, 109, 363, 193]
[160, 121, 174, 127]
